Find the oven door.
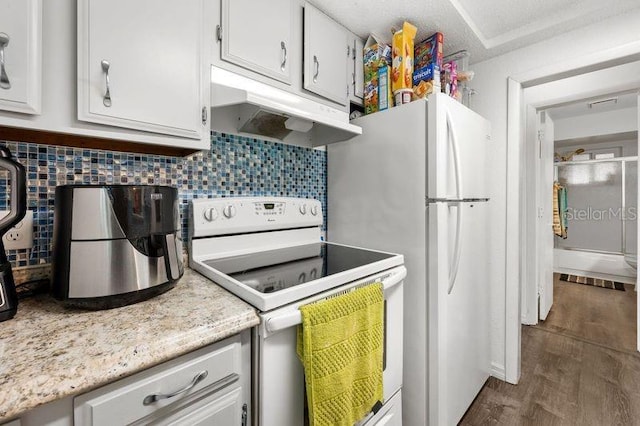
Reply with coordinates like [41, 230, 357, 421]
[254, 265, 406, 426]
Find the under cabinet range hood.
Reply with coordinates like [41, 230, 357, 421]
[210, 67, 362, 147]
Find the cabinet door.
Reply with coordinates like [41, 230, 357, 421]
[0, 0, 41, 114]
[221, 0, 293, 85]
[77, 0, 207, 140]
[303, 3, 348, 106]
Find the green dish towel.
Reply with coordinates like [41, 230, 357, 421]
[297, 283, 384, 426]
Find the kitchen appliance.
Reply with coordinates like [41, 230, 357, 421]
[189, 197, 405, 425]
[210, 67, 362, 146]
[0, 146, 26, 322]
[52, 185, 183, 309]
[328, 93, 492, 425]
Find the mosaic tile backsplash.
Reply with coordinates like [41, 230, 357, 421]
[0, 132, 327, 268]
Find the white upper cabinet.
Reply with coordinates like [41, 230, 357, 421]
[220, 0, 293, 85]
[303, 3, 349, 106]
[77, 0, 208, 141]
[0, 0, 42, 114]
[347, 32, 364, 105]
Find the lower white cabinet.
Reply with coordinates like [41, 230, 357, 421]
[12, 331, 251, 426]
[74, 332, 250, 426]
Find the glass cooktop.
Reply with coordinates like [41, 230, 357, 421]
[203, 242, 395, 294]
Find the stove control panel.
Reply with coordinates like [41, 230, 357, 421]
[190, 197, 322, 238]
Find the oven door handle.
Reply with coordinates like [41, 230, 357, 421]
[265, 266, 406, 334]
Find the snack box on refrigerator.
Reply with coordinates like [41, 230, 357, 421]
[415, 32, 443, 69]
[391, 21, 417, 93]
[412, 62, 440, 99]
[363, 34, 392, 114]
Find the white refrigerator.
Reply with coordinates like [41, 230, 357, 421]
[327, 93, 491, 426]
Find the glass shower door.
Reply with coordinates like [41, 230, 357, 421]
[555, 161, 624, 253]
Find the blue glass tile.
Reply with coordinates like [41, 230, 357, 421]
[0, 131, 327, 266]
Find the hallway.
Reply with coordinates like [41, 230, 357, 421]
[460, 276, 640, 425]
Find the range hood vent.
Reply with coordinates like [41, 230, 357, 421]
[210, 67, 362, 147]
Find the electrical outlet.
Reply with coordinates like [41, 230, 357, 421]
[1, 210, 34, 250]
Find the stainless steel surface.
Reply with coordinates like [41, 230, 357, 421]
[0, 33, 10, 90]
[142, 370, 210, 405]
[426, 197, 490, 204]
[201, 106, 208, 125]
[280, 41, 287, 71]
[71, 188, 126, 240]
[166, 234, 181, 280]
[101, 60, 112, 107]
[242, 403, 248, 426]
[557, 246, 623, 255]
[313, 55, 319, 83]
[622, 160, 626, 254]
[554, 155, 638, 166]
[68, 239, 170, 298]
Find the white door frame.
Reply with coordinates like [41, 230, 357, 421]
[504, 41, 640, 384]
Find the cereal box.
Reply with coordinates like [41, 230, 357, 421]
[364, 65, 392, 114]
[363, 34, 392, 114]
[391, 21, 418, 93]
[412, 62, 439, 99]
[415, 32, 443, 70]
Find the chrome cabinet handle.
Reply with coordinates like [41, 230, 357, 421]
[0, 33, 11, 90]
[313, 55, 319, 83]
[143, 370, 209, 405]
[280, 41, 287, 71]
[101, 60, 112, 107]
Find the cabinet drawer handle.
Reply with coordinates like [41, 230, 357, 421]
[0, 33, 11, 90]
[313, 55, 319, 83]
[143, 370, 209, 405]
[101, 60, 112, 107]
[280, 41, 287, 71]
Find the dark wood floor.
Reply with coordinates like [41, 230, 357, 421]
[460, 275, 640, 425]
[537, 274, 637, 353]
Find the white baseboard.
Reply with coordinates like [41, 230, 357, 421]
[491, 362, 506, 381]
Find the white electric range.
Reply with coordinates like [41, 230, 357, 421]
[189, 197, 405, 426]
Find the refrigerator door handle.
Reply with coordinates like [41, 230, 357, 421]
[446, 111, 463, 200]
[448, 203, 463, 294]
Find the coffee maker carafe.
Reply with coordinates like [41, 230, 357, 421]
[0, 146, 26, 322]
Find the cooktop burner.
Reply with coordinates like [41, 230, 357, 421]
[203, 242, 395, 294]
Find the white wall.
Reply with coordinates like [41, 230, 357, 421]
[554, 107, 638, 141]
[469, 9, 640, 376]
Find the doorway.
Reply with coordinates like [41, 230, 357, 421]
[505, 58, 640, 384]
[535, 95, 638, 353]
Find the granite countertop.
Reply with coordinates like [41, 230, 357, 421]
[0, 268, 260, 421]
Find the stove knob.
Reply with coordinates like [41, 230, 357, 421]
[223, 204, 237, 218]
[310, 205, 318, 216]
[299, 204, 307, 215]
[203, 207, 218, 222]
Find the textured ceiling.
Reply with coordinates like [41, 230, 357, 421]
[311, 0, 640, 64]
